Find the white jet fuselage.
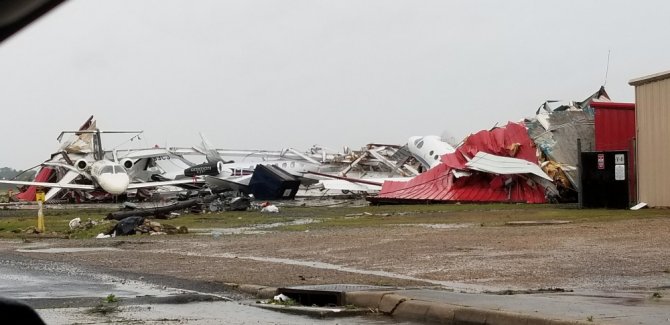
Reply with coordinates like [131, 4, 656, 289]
[407, 136, 456, 170]
[89, 160, 130, 195]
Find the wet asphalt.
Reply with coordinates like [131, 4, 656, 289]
[0, 252, 420, 324]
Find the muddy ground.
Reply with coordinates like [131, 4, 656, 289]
[2, 209, 669, 295]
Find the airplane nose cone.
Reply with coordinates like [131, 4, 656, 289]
[98, 174, 130, 195]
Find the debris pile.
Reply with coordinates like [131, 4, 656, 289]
[525, 87, 609, 199]
[99, 216, 187, 237]
[2, 86, 627, 206]
[68, 217, 99, 230]
[260, 202, 279, 213]
[208, 196, 251, 212]
[370, 122, 555, 204]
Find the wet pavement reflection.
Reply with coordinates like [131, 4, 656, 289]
[0, 254, 421, 324]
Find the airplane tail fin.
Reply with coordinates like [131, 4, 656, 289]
[199, 132, 222, 163]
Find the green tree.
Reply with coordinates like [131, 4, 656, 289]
[0, 167, 37, 190]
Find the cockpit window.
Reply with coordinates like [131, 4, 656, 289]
[416, 140, 424, 149]
[101, 166, 114, 174]
[113, 165, 127, 174]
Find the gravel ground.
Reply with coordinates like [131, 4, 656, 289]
[3, 216, 670, 293]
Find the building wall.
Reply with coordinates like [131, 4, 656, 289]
[592, 102, 636, 204]
[634, 77, 670, 207]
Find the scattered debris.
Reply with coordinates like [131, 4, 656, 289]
[106, 199, 200, 220]
[630, 202, 647, 210]
[208, 196, 251, 212]
[526, 87, 609, 194]
[273, 294, 292, 302]
[105, 217, 187, 237]
[68, 218, 81, 230]
[260, 202, 279, 213]
[21, 226, 41, 234]
[69, 218, 99, 230]
[371, 122, 554, 204]
[2, 87, 631, 208]
[111, 216, 145, 236]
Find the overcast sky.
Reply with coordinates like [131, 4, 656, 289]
[1, 0, 669, 168]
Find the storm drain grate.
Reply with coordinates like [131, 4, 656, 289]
[277, 284, 394, 306]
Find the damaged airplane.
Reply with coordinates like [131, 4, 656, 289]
[1, 116, 202, 202]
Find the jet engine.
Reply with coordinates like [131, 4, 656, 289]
[120, 158, 134, 170]
[184, 161, 224, 177]
[75, 159, 89, 171]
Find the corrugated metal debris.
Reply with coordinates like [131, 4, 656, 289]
[525, 87, 610, 196]
[369, 122, 552, 204]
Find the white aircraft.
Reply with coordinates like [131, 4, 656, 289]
[0, 128, 202, 199]
[171, 133, 325, 191]
[172, 134, 422, 196]
[407, 135, 456, 170]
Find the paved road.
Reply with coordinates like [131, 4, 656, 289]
[0, 253, 418, 324]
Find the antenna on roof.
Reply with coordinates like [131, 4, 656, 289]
[603, 49, 611, 87]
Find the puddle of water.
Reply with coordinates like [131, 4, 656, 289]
[395, 223, 476, 229]
[16, 247, 122, 253]
[505, 220, 571, 226]
[191, 218, 319, 235]
[39, 301, 421, 325]
[0, 258, 179, 299]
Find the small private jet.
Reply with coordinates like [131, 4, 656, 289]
[0, 123, 202, 200]
[0, 158, 199, 196]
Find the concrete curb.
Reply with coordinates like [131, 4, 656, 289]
[345, 291, 599, 325]
[230, 285, 600, 324]
[233, 283, 278, 299]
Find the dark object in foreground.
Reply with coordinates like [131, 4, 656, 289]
[0, 297, 46, 325]
[111, 216, 145, 236]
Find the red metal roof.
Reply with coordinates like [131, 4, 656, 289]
[371, 122, 547, 204]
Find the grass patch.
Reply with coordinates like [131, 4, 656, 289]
[87, 294, 121, 315]
[0, 203, 668, 238]
[106, 294, 119, 303]
[0, 208, 115, 239]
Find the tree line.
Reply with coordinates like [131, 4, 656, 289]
[0, 167, 37, 190]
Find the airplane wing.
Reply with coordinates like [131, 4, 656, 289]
[126, 178, 204, 189]
[204, 175, 252, 192]
[112, 148, 178, 160]
[0, 179, 95, 190]
[318, 179, 383, 192]
[45, 169, 82, 201]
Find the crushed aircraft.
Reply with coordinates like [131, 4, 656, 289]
[4, 87, 617, 206]
[2, 116, 203, 202]
[370, 122, 556, 204]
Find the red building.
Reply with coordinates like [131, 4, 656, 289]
[591, 101, 636, 203]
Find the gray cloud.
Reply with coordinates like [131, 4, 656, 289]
[1, 0, 668, 168]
